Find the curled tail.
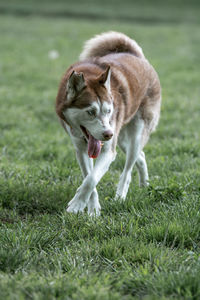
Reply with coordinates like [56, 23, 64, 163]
[79, 31, 145, 61]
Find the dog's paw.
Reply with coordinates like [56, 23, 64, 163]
[67, 196, 87, 214]
[114, 193, 126, 201]
[87, 190, 101, 216]
[87, 199, 101, 217]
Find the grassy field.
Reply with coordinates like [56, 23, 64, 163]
[0, 0, 200, 299]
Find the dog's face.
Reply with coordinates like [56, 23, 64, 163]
[62, 67, 114, 142]
[64, 98, 114, 142]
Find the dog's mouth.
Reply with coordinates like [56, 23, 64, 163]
[80, 125, 102, 159]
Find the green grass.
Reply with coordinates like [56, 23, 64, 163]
[0, 0, 200, 299]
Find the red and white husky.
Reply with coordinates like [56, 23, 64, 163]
[56, 32, 161, 216]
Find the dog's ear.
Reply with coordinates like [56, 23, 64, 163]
[98, 66, 111, 93]
[66, 71, 86, 100]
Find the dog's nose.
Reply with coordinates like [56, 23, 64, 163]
[103, 130, 113, 140]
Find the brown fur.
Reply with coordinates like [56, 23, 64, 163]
[56, 32, 161, 149]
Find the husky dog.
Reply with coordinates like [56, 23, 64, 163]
[56, 32, 161, 216]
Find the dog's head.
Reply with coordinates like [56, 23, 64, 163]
[56, 66, 114, 151]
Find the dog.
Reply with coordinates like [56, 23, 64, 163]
[56, 31, 161, 216]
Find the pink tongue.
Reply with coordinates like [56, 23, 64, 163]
[88, 133, 101, 158]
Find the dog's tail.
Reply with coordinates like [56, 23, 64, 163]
[79, 31, 145, 61]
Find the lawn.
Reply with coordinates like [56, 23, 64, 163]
[0, 0, 200, 299]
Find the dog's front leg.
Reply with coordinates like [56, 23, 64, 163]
[66, 137, 100, 215]
[76, 145, 101, 216]
[67, 142, 116, 216]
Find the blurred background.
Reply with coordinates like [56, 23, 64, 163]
[0, 0, 200, 194]
[1, 0, 200, 23]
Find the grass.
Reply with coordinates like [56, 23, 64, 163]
[0, 0, 200, 299]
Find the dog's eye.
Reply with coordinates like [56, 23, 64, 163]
[107, 109, 111, 114]
[87, 110, 96, 117]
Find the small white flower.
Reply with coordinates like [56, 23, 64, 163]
[48, 50, 59, 60]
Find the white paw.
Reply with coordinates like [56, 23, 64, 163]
[139, 180, 149, 187]
[114, 192, 126, 201]
[67, 195, 87, 214]
[87, 190, 101, 216]
[87, 199, 101, 216]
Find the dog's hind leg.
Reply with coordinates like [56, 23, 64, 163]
[135, 151, 149, 187]
[116, 112, 145, 200]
